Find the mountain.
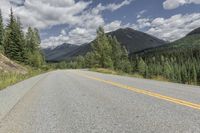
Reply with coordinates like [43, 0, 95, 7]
[107, 28, 166, 53]
[187, 27, 200, 36]
[129, 27, 200, 85]
[44, 28, 166, 62]
[43, 43, 79, 62]
[133, 27, 200, 57]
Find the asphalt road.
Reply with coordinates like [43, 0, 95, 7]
[0, 70, 200, 133]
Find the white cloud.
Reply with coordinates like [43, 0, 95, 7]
[163, 0, 200, 10]
[39, 0, 75, 7]
[137, 10, 147, 18]
[0, 0, 133, 48]
[104, 20, 122, 32]
[145, 13, 200, 41]
[42, 20, 129, 48]
[92, 0, 133, 14]
[127, 18, 151, 30]
[10, 0, 24, 5]
[42, 27, 95, 48]
[0, 0, 133, 30]
[1, 0, 200, 48]
[42, 10, 200, 47]
[42, 35, 70, 48]
[0, 0, 91, 29]
[39, 0, 133, 48]
[61, 29, 66, 35]
[136, 18, 151, 29]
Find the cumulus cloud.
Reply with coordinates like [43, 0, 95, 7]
[104, 21, 122, 32]
[145, 13, 200, 41]
[92, 0, 133, 14]
[163, 0, 200, 10]
[137, 10, 147, 18]
[42, 20, 129, 48]
[39, 0, 133, 48]
[0, 0, 91, 29]
[0, 0, 133, 47]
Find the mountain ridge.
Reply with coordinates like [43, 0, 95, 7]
[133, 27, 200, 57]
[44, 28, 166, 62]
[187, 27, 200, 36]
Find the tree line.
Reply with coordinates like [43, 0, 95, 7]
[0, 9, 44, 67]
[131, 47, 200, 85]
[54, 27, 132, 73]
[54, 27, 199, 85]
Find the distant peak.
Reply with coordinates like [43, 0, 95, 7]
[187, 27, 200, 36]
[117, 27, 135, 31]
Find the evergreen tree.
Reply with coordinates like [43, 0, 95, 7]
[119, 46, 132, 73]
[92, 27, 113, 68]
[85, 52, 97, 68]
[192, 65, 197, 84]
[34, 28, 41, 44]
[4, 8, 25, 62]
[131, 45, 200, 85]
[25, 27, 44, 67]
[16, 18, 26, 62]
[26, 27, 39, 52]
[138, 58, 146, 76]
[0, 9, 4, 52]
[144, 65, 149, 78]
[76, 56, 85, 68]
[163, 60, 172, 79]
[109, 36, 122, 69]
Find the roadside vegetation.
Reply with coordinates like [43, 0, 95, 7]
[0, 9, 48, 90]
[0, 8, 199, 87]
[131, 35, 200, 85]
[52, 27, 200, 86]
[0, 69, 47, 90]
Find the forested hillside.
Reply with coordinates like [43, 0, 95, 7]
[1, 8, 199, 86]
[0, 9, 44, 67]
[0, 9, 45, 89]
[54, 26, 200, 86]
[131, 33, 200, 85]
[52, 27, 132, 73]
[44, 28, 166, 62]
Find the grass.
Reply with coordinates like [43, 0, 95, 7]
[0, 69, 47, 90]
[91, 68, 200, 86]
[90, 68, 169, 82]
[90, 68, 119, 75]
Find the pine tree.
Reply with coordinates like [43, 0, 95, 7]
[144, 65, 149, 78]
[4, 8, 23, 61]
[92, 27, 113, 68]
[138, 58, 146, 76]
[109, 36, 122, 69]
[76, 56, 85, 68]
[26, 27, 38, 52]
[16, 18, 26, 62]
[25, 27, 44, 67]
[192, 65, 197, 84]
[85, 52, 96, 68]
[163, 60, 172, 79]
[34, 28, 41, 44]
[0, 9, 4, 52]
[119, 46, 132, 73]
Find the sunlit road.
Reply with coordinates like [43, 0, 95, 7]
[0, 70, 200, 133]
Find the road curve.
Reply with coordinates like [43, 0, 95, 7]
[0, 70, 200, 133]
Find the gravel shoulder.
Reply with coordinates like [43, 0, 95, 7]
[0, 72, 49, 121]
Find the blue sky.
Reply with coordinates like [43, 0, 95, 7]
[1, 0, 200, 47]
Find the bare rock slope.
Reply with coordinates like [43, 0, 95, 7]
[0, 54, 27, 74]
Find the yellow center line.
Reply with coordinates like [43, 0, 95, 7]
[76, 71, 200, 110]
